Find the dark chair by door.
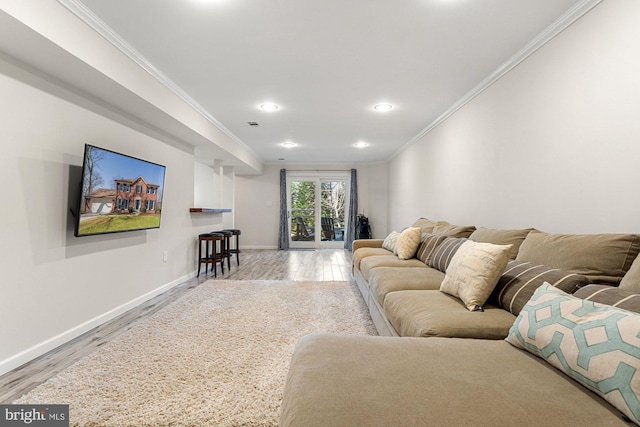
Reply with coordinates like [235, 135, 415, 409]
[294, 216, 314, 241]
[321, 217, 336, 241]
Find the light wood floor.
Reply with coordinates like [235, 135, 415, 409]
[0, 249, 353, 403]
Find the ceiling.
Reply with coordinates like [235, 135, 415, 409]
[72, 0, 583, 165]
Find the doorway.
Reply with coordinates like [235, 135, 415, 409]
[287, 173, 350, 249]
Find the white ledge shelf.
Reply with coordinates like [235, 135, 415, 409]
[189, 208, 232, 213]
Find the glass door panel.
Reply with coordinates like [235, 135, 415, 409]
[320, 180, 346, 243]
[289, 180, 316, 246]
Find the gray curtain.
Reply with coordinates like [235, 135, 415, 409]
[278, 168, 289, 250]
[344, 168, 357, 250]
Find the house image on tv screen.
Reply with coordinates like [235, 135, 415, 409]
[84, 176, 160, 214]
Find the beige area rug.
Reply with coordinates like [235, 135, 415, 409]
[15, 280, 377, 426]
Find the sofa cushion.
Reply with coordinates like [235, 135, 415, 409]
[515, 231, 640, 285]
[507, 283, 640, 425]
[368, 267, 445, 305]
[359, 255, 426, 281]
[415, 233, 448, 264]
[281, 334, 629, 427]
[384, 290, 516, 338]
[432, 222, 476, 238]
[469, 227, 534, 259]
[620, 255, 640, 293]
[492, 260, 592, 315]
[352, 247, 391, 270]
[440, 241, 512, 311]
[411, 217, 440, 233]
[427, 237, 467, 273]
[575, 284, 640, 314]
[396, 227, 421, 260]
[382, 231, 400, 253]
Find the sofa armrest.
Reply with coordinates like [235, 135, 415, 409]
[352, 239, 384, 252]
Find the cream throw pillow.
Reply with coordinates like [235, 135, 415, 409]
[396, 227, 422, 260]
[440, 240, 512, 311]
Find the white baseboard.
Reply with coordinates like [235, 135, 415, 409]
[0, 272, 194, 377]
[243, 245, 279, 250]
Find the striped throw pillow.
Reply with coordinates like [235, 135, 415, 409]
[574, 284, 640, 314]
[416, 233, 447, 264]
[493, 260, 591, 315]
[426, 237, 467, 273]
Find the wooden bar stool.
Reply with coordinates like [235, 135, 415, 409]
[212, 230, 232, 270]
[223, 229, 241, 266]
[197, 233, 225, 277]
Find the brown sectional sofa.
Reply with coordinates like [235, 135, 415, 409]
[280, 218, 640, 426]
[352, 219, 640, 338]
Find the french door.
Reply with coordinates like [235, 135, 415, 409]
[287, 172, 350, 249]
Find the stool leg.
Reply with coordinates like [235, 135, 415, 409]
[197, 240, 202, 276]
[206, 240, 216, 271]
[220, 239, 225, 275]
[226, 237, 231, 270]
[236, 235, 240, 266]
[212, 240, 217, 278]
[206, 241, 210, 274]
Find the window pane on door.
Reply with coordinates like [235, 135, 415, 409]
[320, 180, 346, 242]
[290, 181, 315, 242]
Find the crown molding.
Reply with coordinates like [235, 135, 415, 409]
[391, 0, 604, 160]
[56, 0, 255, 156]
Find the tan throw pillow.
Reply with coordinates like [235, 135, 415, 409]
[396, 227, 422, 260]
[382, 231, 400, 253]
[440, 240, 512, 311]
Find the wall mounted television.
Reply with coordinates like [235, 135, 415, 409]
[74, 144, 166, 237]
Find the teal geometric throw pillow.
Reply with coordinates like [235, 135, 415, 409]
[506, 283, 640, 425]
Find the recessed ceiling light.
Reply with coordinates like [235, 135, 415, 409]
[353, 141, 369, 148]
[259, 103, 279, 112]
[281, 141, 296, 148]
[373, 103, 393, 112]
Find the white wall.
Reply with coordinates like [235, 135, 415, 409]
[235, 163, 388, 248]
[194, 161, 217, 208]
[222, 166, 235, 229]
[0, 55, 225, 375]
[388, 0, 640, 234]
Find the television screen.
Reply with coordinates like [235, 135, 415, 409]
[74, 144, 166, 237]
